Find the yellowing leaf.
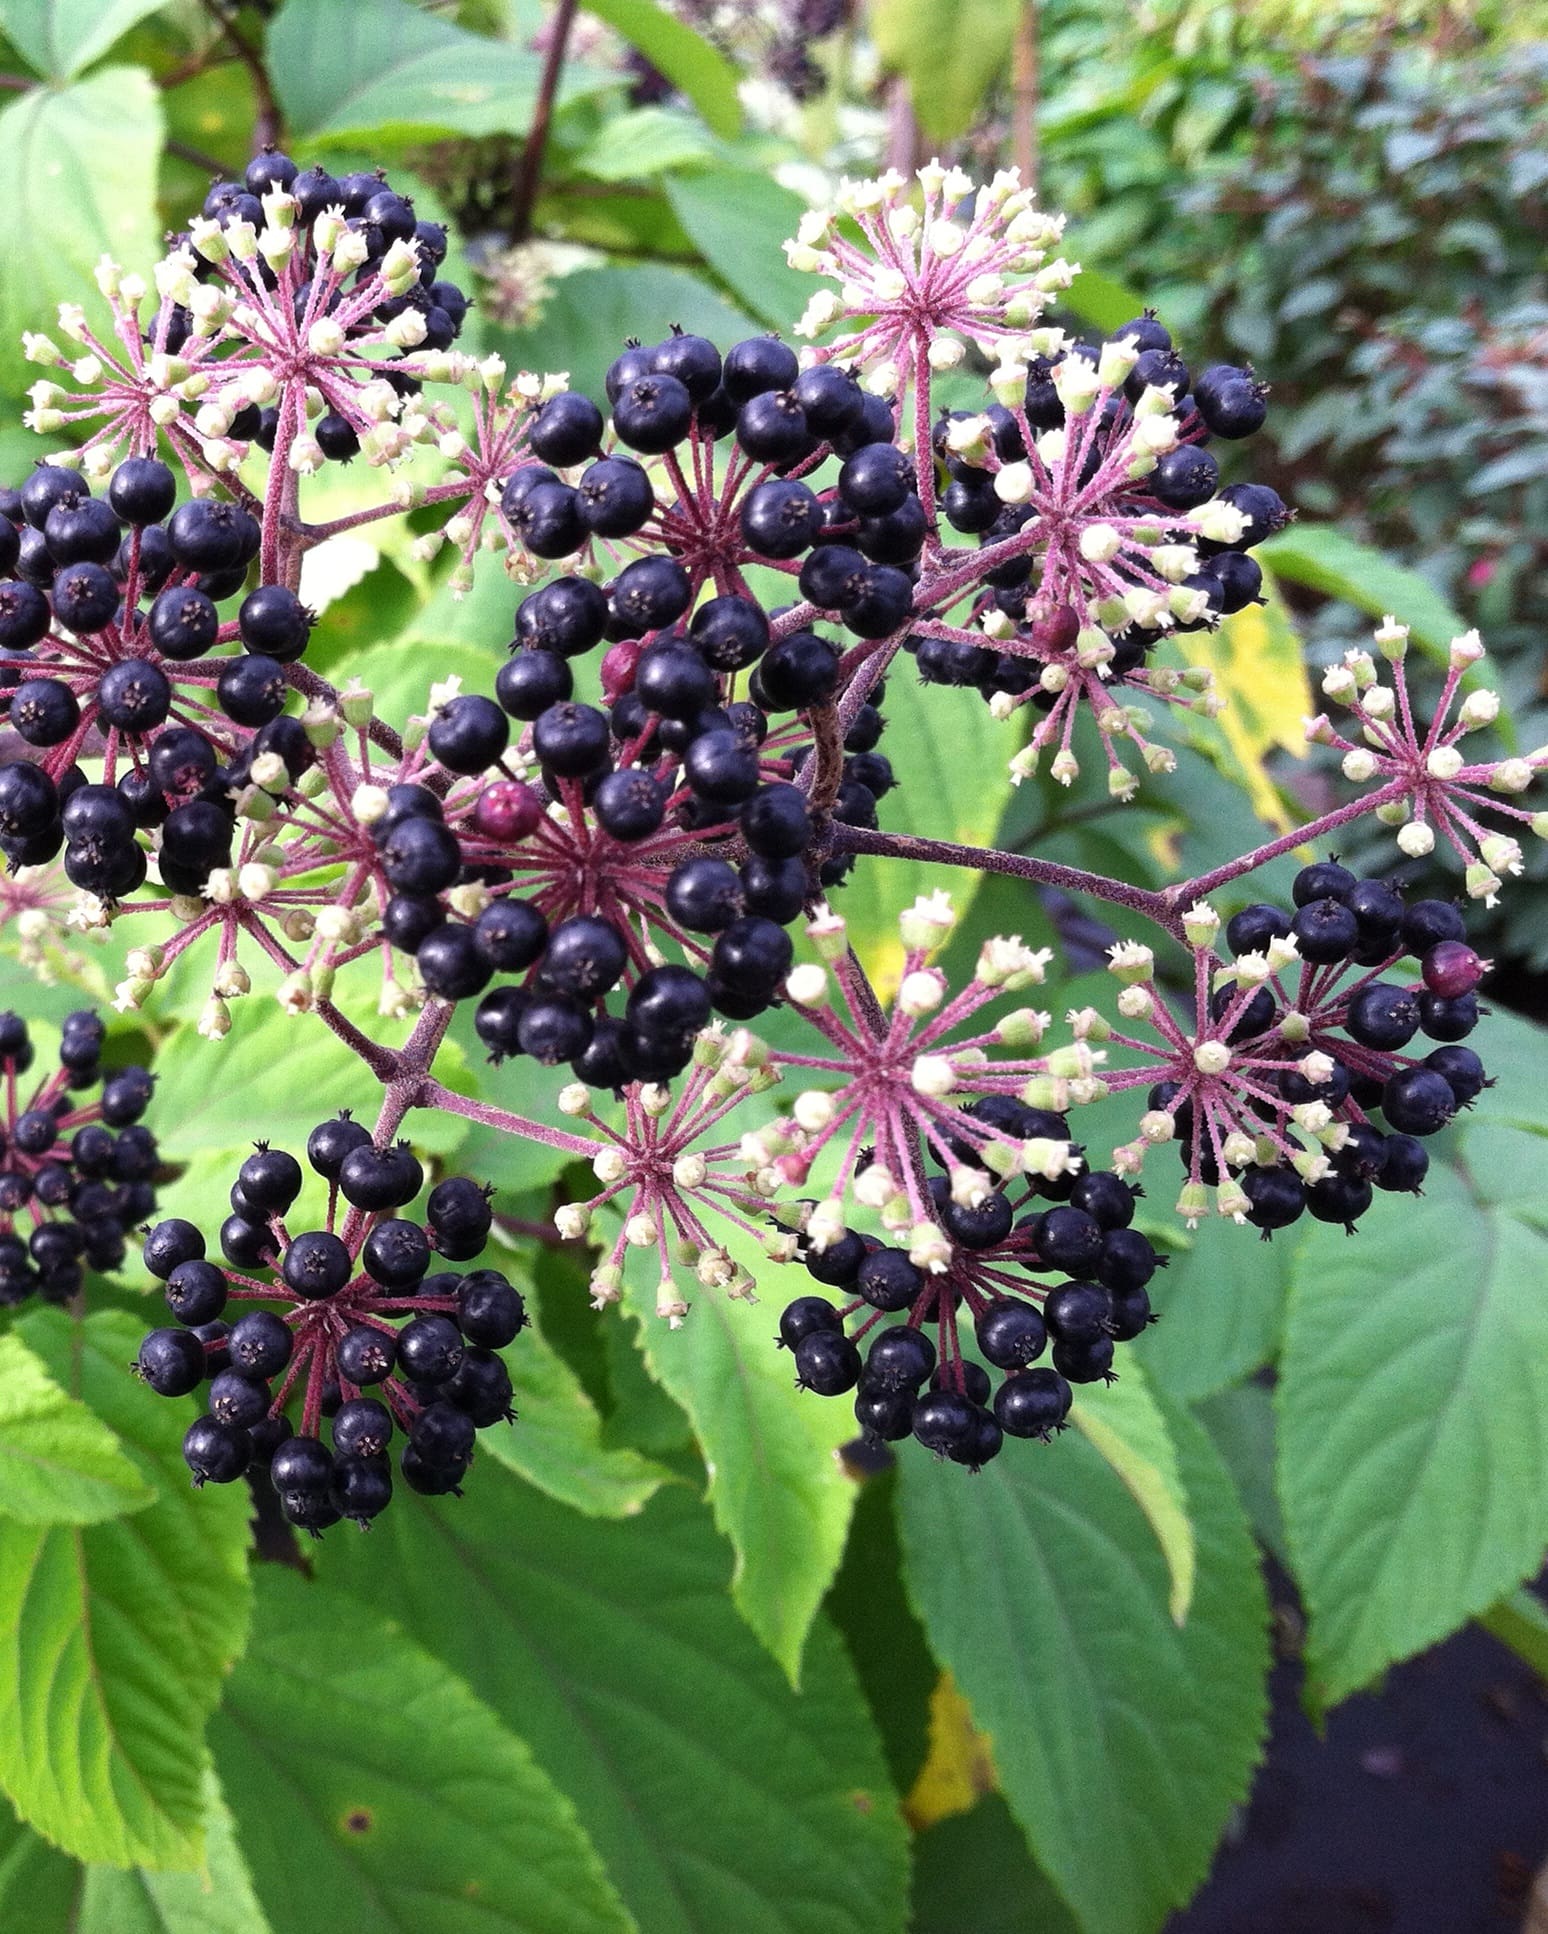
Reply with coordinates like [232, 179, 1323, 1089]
[904, 1672, 997, 1830]
[1175, 589, 1311, 833]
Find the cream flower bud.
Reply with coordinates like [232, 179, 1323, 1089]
[1426, 745, 1464, 781]
[1182, 901, 1220, 948]
[909, 1222, 953, 1273]
[1487, 758, 1533, 794]
[1117, 985, 1154, 1020]
[1397, 820, 1435, 857]
[592, 1147, 627, 1186]
[976, 936, 1050, 990]
[555, 1204, 591, 1240]
[1449, 629, 1486, 669]
[785, 964, 828, 1007]
[910, 1054, 956, 1098]
[793, 1089, 835, 1132]
[899, 969, 945, 1017]
[1193, 1039, 1231, 1074]
[900, 890, 955, 954]
[1458, 689, 1500, 730]
[1342, 748, 1378, 782]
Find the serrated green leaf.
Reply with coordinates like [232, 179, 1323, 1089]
[0, 68, 163, 397]
[841, 673, 1018, 996]
[0, 1310, 252, 1870]
[267, 0, 613, 143]
[898, 1400, 1268, 1934]
[1070, 1364, 1195, 1624]
[618, 1224, 857, 1682]
[664, 170, 812, 331]
[72, 1770, 273, 1934]
[150, 1002, 467, 1161]
[1134, 1210, 1290, 1403]
[317, 1471, 910, 1934]
[0, 0, 169, 78]
[473, 1263, 669, 1517]
[871, 0, 1020, 143]
[212, 1569, 632, 1934]
[580, 0, 741, 139]
[0, 1330, 154, 1524]
[1278, 1132, 1548, 1706]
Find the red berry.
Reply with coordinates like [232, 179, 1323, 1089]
[600, 636, 644, 703]
[473, 781, 542, 842]
[1421, 939, 1487, 999]
[1030, 605, 1080, 654]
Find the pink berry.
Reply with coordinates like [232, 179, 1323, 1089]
[1421, 939, 1487, 999]
[472, 781, 542, 842]
[601, 638, 643, 703]
[1031, 605, 1080, 655]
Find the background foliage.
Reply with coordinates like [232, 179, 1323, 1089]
[0, 2, 1543, 1930]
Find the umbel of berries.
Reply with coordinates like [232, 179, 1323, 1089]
[0, 1006, 157, 1305]
[135, 1115, 526, 1533]
[777, 1153, 1162, 1472]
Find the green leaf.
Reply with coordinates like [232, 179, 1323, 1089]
[1479, 1589, 1548, 1679]
[1061, 265, 1148, 336]
[619, 1230, 858, 1683]
[579, 0, 741, 139]
[474, 1266, 670, 1518]
[1134, 1211, 1289, 1403]
[150, 1002, 467, 1161]
[317, 1472, 910, 1934]
[576, 107, 713, 182]
[1256, 525, 1468, 661]
[212, 1570, 631, 1934]
[912, 1796, 1077, 1934]
[664, 170, 812, 331]
[871, 0, 1020, 143]
[0, 1330, 154, 1524]
[0, 68, 163, 398]
[1070, 1364, 1195, 1624]
[0, 0, 169, 77]
[842, 674, 1018, 994]
[72, 1771, 273, 1934]
[898, 1400, 1268, 1934]
[494, 263, 756, 402]
[0, 1310, 252, 1869]
[267, 0, 612, 144]
[1278, 1134, 1548, 1706]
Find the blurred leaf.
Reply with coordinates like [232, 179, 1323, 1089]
[664, 170, 812, 330]
[213, 1570, 632, 1934]
[619, 1225, 858, 1684]
[576, 106, 713, 181]
[842, 674, 1019, 995]
[495, 264, 756, 401]
[151, 1003, 468, 1162]
[1256, 524, 1468, 660]
[1070, 1363, 1194, 1624]
[898, 1399, 1268, 1934]
[1061, 265, 1148, 335]
[872, 0, 1020, 144]
[1278, 1131, 1548, 1707]
[0, 1771, 272, 1933]
[0, 0, 168, 77]
[904, 1672, 997, 1829]
[1173, 587, 1311, 833]
[318, 1473, 910, 1934]
[0, 67, 163, 397]
[267, 0, 613, 144]
[1196, 1382, 1287, 1565]
[1479, 1587, 1548, 1678]
[580, 0, 741, 139]
[0, 1309, 251, 1869]
[0, 1330, 154, 1524]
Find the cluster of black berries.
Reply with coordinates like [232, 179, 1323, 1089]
[181, 149, 469, 380]
[500, 328, 922, 646]
[134, 1115, 523, 1532]
[0, 455, 319, 890]
[930, 315, 1286, 701]
[1166, 863, 1491, 1235]
[0, 1008, 155, 1303]
[778, 1117, 1160, 1472]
